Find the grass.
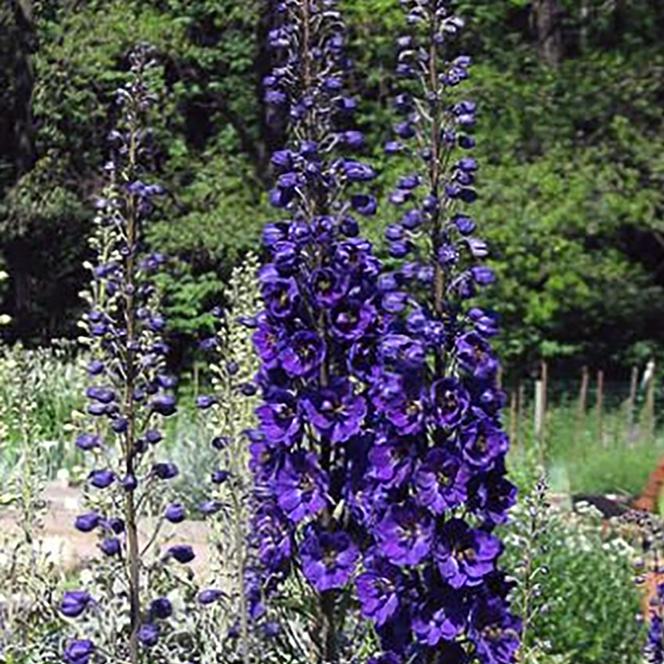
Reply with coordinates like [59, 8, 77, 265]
[1, 342, 662, 502]
[510, 399, 664, 498]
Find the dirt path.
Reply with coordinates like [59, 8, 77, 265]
[0, 482, 211, 575]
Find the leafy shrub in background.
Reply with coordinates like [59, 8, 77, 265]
[504, 480, 643, 664]
[0, 341, 86, 477]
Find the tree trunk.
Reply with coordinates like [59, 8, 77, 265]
[4, 1, 36, 329]
[533, 0, 563, 67]
[11, 0, 36, 177]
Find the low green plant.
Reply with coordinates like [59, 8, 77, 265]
[504, 483, 644, 664]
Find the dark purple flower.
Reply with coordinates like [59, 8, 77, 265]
[469, 598, 522, 664]
[412, 590, 467, 646]
[256, 388, 301, 446]
[470, 472, 517, 526]
[368, 438, 417, 489]
[429, 378, 470, 429]
[150, 394, 177, 416]
[435, 519, 501, 589]
[414, 449, 469, 514]
[329, 300, 376, 341]
[63, 639, 95, 664]
[300, 526, 359, 592]
[459, 412, 509, 469]
[455, 332, 499, 382]
[379, 334, 426, 371]
[88, 469, 115, 489]
[253, 320, 281, 369]
[165, 503, 186, 523]
[375, 502, 434, 566]
[60, 590, 92, 618]
[255, 504, 293, 572]
[76, 433, 102, 451]
[100, 537, 121, 556]
[274, 451, 328, 523]
[311, 268, 349, 307]
[280, 331, 326, 377]
[356, 556, 402, 626]
[261, 269, 299, 320]
[196, 395, 216, 410]
[138, 623, 160, 647]
[149, 597, 173, 620]
[198, 588, 225, 605]
[302, 379, 367, 444]
[75, 512, 101, 533]
[212, 469, 230, 484]
[168, 544, 195, 564]
[153, 462, 179, 480]
[352, 194, 378, 216]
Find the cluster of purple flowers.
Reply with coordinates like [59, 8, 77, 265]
[245, 0, 385, 659]
[61, 47, 193, 664]
[248, 1, 519, 663]
[357, 1, 519, 661]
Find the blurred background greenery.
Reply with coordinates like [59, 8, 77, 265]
[0, 0, 662, 377]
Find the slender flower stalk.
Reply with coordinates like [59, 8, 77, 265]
[195, 254, 262, 663]
[61, 46, 193, 663]
[246, 1, 382, 661]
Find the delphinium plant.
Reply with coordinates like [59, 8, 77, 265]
[193, 253, 264, 663]
[0, 346, 62, 662]
[245, 1, 384, 661]
[355, 0, 520, 661]
[60, 46, 198, 664]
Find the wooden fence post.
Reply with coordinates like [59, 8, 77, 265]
[625, 365, 639, 445]
[509, 389, 518, 453]
[517, 382, 525, 452]
[644, 359, 657, 444]
[534, 372, 547, 464]
[578, 365, 589, 420]
[596, 369, 604, 446]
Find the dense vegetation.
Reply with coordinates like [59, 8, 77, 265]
[1, 0, 662, 374]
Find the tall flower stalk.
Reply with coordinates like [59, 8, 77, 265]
[194, 253, 262, 663]
[353, 1, 520, 661]
[247, 1, 382, 661]
[61, 46, 194, 664]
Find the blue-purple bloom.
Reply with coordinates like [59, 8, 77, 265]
[300, 526, 359, 592]
[63, 639, 95, 664]
[60, 590, 92, 618]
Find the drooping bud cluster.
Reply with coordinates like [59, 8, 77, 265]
[354, 2, 520, 662]
[61, 46, 195, 664]
[246, 1, 384, 660]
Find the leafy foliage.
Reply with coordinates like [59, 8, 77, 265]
[0, 0, 662, 370]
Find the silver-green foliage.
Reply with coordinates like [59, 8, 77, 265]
[0, 343, 64, 663]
